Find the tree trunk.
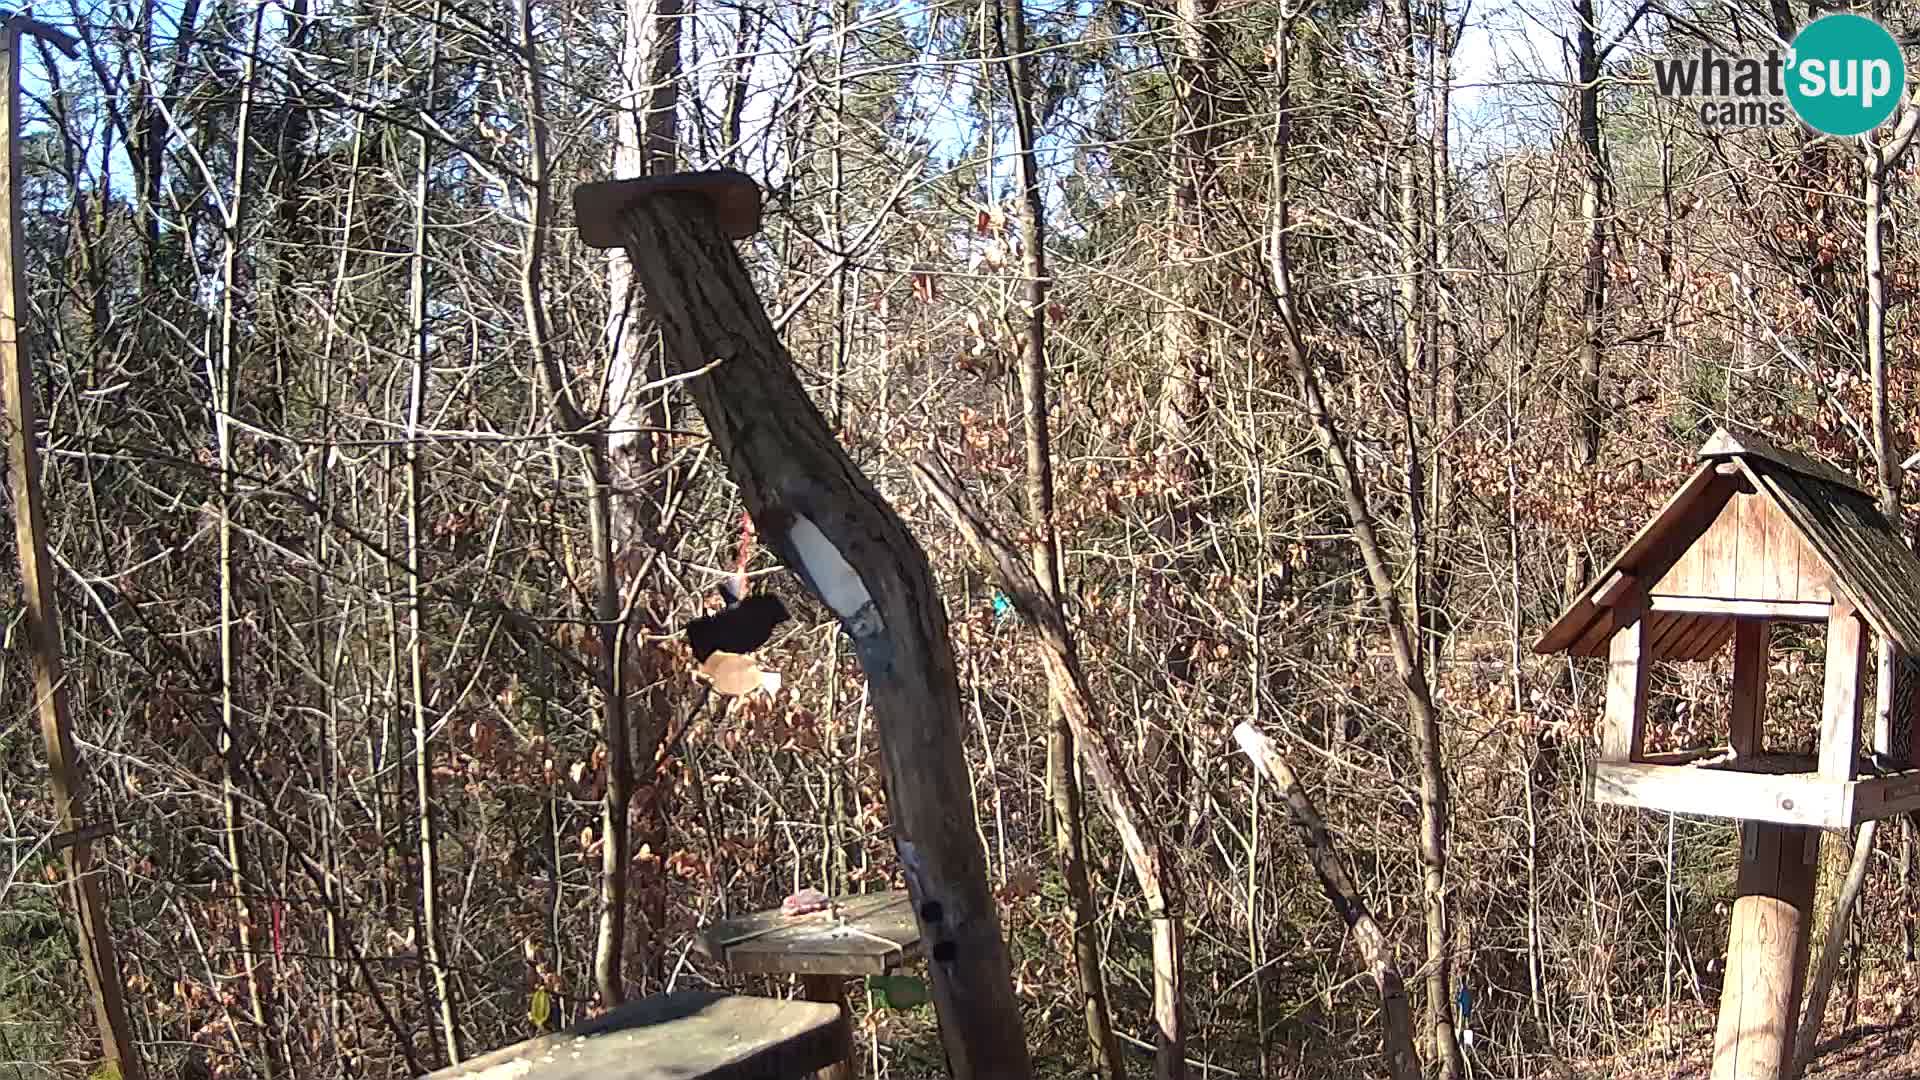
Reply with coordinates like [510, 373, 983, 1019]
[1394, 0, 1427, 672]
[918, 454, 1187, 1080]
[214, 10, 280, 1068]
[512, 0, 640, 1010]
[578, 174, 1035, 1079]
[606, 0, 684, 994]
[993, 0, 1121, 1073]
[407, 7, 460, 1060]
[1567, 0, 1605, 608]
[1155, 0, 1220, 490]
[1425, 6, 1459, 668]
[0, 24, 144, 1080]
[1233, 723, 1422, 1080]
[1792, 820, 1877, 1079]
[1267, 16, 1460, 1077]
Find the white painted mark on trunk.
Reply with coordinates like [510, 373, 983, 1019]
[788, 514, 879, 633]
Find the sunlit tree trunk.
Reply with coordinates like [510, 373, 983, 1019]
[1155, 0, 1221, 491]
[994, 0, 1122, 1071]
[213, 11, 280, 1070]
[602, 0, 682, 998]
[406, 5, 460, 1060]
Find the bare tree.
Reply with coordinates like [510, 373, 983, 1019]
[405, 4, 461, 1060]
[604, 0, 686, 997]
[991, 0, 1122, 1070]
[1266, 10, 1459, 1074]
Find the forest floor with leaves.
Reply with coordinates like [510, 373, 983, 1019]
[1587, 971, 1919, 1080]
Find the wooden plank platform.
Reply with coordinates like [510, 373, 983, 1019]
[421, 991, 847, 1080]
[695, 891, 920, 977]
[1594, 757, 1920, 829]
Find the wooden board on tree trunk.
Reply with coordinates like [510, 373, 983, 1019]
[695, 891, 921, 976]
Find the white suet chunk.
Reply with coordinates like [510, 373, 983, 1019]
[1231, 722, 1268, 758]
[788, 514, 872, 619]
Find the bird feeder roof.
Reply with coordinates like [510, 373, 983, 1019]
[1535, 426, 1920, 660]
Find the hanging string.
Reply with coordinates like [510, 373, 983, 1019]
[734, 510, 757, 598]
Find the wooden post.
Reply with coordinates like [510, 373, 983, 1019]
[1713, 822, 1819, 1080]
[0, 17, 144, 1080]
[1819, 603, 1866, 781]
[573, 171, 1033, 1079]
[1730, 620, 1769, 757]
[1602, 607, 1650, 763]
[800, 976, 855, 1080]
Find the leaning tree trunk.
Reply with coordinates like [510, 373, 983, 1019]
[1792, 819, 1878, 1079]
[574, 172, 1034, 1080]
[917, 454, 1187, 1080]
[1, 21, 145, 1079]
[1233, 723, 1421, 1080]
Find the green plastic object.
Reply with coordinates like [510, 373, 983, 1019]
[866, 974, 931, 1010]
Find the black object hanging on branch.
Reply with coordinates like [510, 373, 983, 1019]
[686, 587, 790, 662]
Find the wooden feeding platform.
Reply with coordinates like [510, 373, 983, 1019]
[1595, 748, 1920, 831]
[420, 990, 848, 1080]
[1538, 426, 1920, 1080]
[694, 891, 921, 1080]
[695, 891, 920, 977]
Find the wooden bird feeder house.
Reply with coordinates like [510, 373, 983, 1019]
[1537, 426, 1920, 1080]
[1538, 426, 1920, 826]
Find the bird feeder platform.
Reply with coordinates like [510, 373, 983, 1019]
[1594, 748, 1920, 831]
[695, 891, 921, 1080]
[695, 891, 920, 977]
[420, 990, 847, 1080]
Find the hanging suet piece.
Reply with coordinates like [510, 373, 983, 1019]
[686, 513, 789, 696]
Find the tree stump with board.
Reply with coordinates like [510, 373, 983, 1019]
[696, 891, 923, 1080]
[571, 169, 1034, 1078]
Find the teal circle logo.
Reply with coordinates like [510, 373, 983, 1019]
[1786, 14, 1906, 136]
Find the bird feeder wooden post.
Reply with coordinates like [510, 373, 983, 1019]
[572, 170, 1034, 1080]
[1538, 427, 1920, 1080]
